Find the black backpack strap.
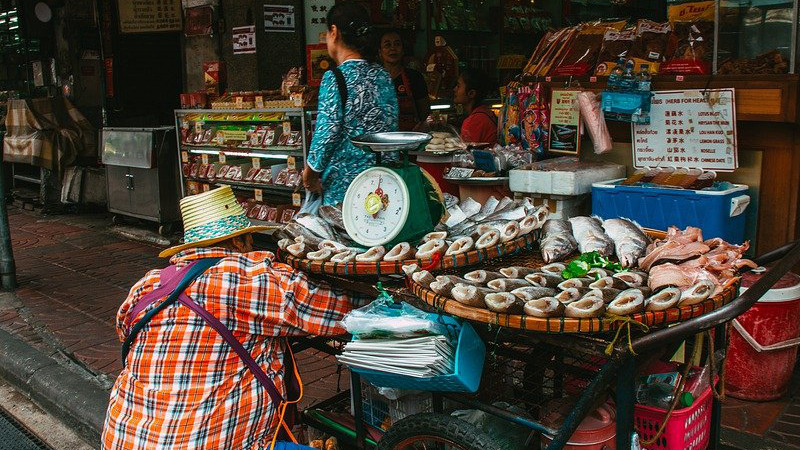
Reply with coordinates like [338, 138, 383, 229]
[121, 257, 222, 366]
[332, 67, 348, 115]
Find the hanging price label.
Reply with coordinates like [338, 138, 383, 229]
[282, 121, 291, 134]
[252, 157, 261, 169]
[235, 96, 244, 108]
[287, 156, 296, 170]
[202, 183, 210, 192]
[254, 189, 263, 202]
[201, 154, 209, 164]
[255, 95, 264, 108]
[194, 121, 204, 133]
[292, 193, 302, 207]
[181, 151, 189, 163]
[218, 152, 226, 164]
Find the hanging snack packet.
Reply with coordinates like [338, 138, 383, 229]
[628, 20, 672, 74]
[662, 1, 715, 74]
[531, 26, 580, 77]
[552, 21, 627, 76]
[595, 28, 636, 76]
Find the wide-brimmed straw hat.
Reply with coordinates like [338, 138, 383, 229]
[159, 186, 275, 258]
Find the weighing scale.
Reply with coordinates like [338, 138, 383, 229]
[344, 132, 444, 248]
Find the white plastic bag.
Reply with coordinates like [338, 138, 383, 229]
[340, 289, 450, 339]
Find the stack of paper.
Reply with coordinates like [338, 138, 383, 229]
[338, 336, 454, 378]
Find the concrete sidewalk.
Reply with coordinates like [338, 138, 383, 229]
[0, 207, 345, 445]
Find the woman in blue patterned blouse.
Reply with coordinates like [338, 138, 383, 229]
[303, 1, 399, 206]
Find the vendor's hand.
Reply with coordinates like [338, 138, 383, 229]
[303, 165, 323, 194]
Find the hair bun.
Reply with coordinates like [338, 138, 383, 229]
[348, 20, 371, 37]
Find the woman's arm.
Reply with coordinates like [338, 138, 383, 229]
[307, 70, 345, 173]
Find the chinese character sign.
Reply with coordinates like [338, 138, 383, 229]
[118, 0, 182, 33]
[632, 89, 737, 171]
[264, 5, 295, 32]
[232, 25, 256, 54]
[305, 0, 333, 43]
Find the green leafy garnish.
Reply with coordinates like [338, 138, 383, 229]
[561, 251, 626, 279]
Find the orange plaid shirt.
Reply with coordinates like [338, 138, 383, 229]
[102, 248, 353, 449]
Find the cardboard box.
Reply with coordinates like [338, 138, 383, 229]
[203, 61, 227, 95]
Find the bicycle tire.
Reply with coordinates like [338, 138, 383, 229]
[377, 413, 504, 450]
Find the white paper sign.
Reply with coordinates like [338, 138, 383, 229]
[232, 25, 256, 54]
[632, 89, 738, 171]
[264, 5, 295, 32]
[304, 0, 333, 43]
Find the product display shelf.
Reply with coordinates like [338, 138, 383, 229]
[175, 107, 313, 231]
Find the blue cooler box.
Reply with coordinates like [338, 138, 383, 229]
[592, 179, 751, 244]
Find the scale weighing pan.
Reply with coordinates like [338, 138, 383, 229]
[351, 132, 432, 153]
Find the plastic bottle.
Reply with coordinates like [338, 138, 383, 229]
[686, 171, 717, 190]
[609, 58, 625, 89]
[651, 168, 675, 185]
[662, 167, 688, 186]
[622, 60, 637, 91]
[678, 169, 703, 188]
[638, 64, 652, 92]
[622, 168, 648, 185]
[638, 168, 660, 183]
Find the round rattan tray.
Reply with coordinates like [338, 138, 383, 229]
[278, 232, 537, 276]
[405, 228, 741, 333]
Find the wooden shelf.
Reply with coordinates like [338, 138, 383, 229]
[523, 74, 799, 123]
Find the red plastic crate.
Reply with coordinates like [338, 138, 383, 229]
[634, 384, 712, 450]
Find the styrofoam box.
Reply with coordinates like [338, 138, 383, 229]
[510, 162, 625, 196]
[517, 192, 591, 220]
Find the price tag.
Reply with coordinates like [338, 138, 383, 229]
[202, 183, 210, 192]
[446, 167, 475, 179]
[287, 156, 296, 170]
[676, 75, 685, 82]
[590, 76, 597, 83]
[252, 157, 261, 169]
[292, 193, 302, 207]
[218, 152, 226, 164]
[254, 189, 263, 202]
[235, 96, 244, 108]
[545, 76, 552, 82]
[201, 154, 209, 164]
[181, 151, 189, 163]
[194, 121, 204, 133]
[255, 95, 264, 108]
[282, 121, 291, 134]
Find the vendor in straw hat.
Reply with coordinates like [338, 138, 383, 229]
[103, 186, 356, 449]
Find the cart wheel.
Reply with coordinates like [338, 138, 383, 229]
[377, 413, 503, 450]
[158, 223, 174, 236]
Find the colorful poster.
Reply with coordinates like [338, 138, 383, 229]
[232, 25, 256, 54]
[264, 5, 295, 32]
[548, 89, 581, 154]
[632, 89, 738, 171]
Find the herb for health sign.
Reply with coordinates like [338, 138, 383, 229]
[632, 89, 738, 171]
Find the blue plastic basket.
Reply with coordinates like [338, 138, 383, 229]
[348, 315, 485, 393]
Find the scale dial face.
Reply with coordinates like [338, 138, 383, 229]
[342, 167, 410, 247]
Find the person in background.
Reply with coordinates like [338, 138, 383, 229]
[453, 68, 498, 146]
[379, 30, 430, 131]
[303, 1, 399, 206]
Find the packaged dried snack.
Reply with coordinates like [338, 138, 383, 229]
[189, 162, 201, 178]
[552, 21, 627, 76]
[244, 167, 259, 182]
[257, 205, 270, 221]
[286, 170, 302, 188]
[628, 20, 671, 73]
[262, 126, 277, 147]
[182, 163, 192, 178]
[595, 29, 635, 76]
[264, 207, 278, 222]
[255, 168, 272, 183]
[275, 168, 290, 185]
[280, 208, 297, 223]
[217, 165, 231, 179]
[662, 1, 715, 74]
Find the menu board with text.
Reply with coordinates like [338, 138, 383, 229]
[632, 89, 737, 171]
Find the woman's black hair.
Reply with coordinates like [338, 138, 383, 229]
[459, 68, 491, 104]
[327, 1, 376, 62]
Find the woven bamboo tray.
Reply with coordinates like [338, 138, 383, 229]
[405, 228, 740, 333]
[278, 232, 537, 277]
[409, 277, 739, 334]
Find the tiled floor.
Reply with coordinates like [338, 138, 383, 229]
[0, 207, 345, 409]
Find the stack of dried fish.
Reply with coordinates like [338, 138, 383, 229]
[539, 216, 651, 267]
[275, 195, 549, 264]
[405, 259, 715, 318]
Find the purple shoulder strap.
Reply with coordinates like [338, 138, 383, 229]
[126, 262, 200, 327]
[177, 293, 286, 405]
